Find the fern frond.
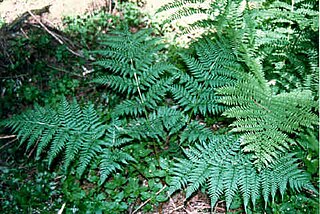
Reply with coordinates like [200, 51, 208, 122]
[4, 97, 133, 182]
[113, 98, 145, 117]
[171, 38, 239, 117]
[92, 75, 137, 94]
[169, 135, 315, 210]
[180, 120, 215, 144]
[92, 29, 176, 114]
[168, 158, 194, 195]
[126, 107, 187, 141]
[99, 148, 135, 185]
[219, 73, 318, 168]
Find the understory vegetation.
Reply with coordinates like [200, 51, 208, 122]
[0, 0, 318, 213]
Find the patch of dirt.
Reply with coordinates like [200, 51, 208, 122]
[0, 0, 107, 27]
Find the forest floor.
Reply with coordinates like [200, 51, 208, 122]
[0, 0, 224, 213]
[0, 0, 171, 26]
[0, 0, 106, 26]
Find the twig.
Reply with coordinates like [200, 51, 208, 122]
[28, 10, 63, 43]
[20, 28, 29, 38]
[213, 201, 225, 213]
[82, 66, 95, 76]
[27, 10, 85, 58]
[54, 175, 65, 181]
[57, 203, 66, 214]
[0, 138, 17, 150]
[46, 64, 82, 77]
[169, 195, 177, 209]
[169, 205, 185, 213]
[132, 185, 167, 214]
[0, 135, 16, 139]
[183, 208, 192, 214]
[27, 139, 39, 158]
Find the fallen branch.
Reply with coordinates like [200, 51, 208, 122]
[132, 185, 167, 214]
[46, 64, 83, 77]
[0, 135, 16, 139]
[27, 10, 86, 59]
[0, 138, 17, 150]
[169, 205, 185, 213]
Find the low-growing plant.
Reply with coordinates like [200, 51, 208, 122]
[0, 158, 63, 213]
[1, 0, 319, 213]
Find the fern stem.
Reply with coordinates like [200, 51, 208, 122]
[131, 163, 149, 181]
[134, 72, 144, 103]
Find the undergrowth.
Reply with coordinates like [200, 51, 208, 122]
[0, 0, 318, 213]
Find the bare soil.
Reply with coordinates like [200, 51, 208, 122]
[0, 0, 106, 27]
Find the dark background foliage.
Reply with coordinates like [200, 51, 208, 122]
[0, 0, 318, 213]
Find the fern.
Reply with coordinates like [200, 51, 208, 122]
[246, 0, 319, 93]
[3, 97, 133, 184]
[92, 29, 177, 118]
[169, 135, 315, 210]
[126, 107, 188, 141]
[218, 61, 318, 168]
[157, 0, 230, 43]
[158, 0, 318, 92]
[171, 37, 239, 117]
[170, 11, 318, 168]
[180, 120, 215, 144]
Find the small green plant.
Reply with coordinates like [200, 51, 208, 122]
[119, 2, 148, 27]
[3, 97, 134, 184]
[0, 29, 85, 118]
[63, 10, 120, 48]
[0, 160, 63, 213]
[0, 18, 5, 28]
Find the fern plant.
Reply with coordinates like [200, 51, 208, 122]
[157, 0, 318, 211]
[218, 68, 318, 169]
[158, 0, 319, 94]
[156, 0, 249, 46]
[248, 0, 319, 94]
[92, 28, 177, 118]
[170, 37, 239, 117]
[169, 135, 316, 211]
[3, 97, 134, 185]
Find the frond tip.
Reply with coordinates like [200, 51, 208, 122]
[3, 97, 133, 184]
[169, 135, 315, 210]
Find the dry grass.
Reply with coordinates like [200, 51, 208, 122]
[0, 0, 106, 26]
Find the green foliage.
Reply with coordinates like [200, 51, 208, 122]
[0, 18, 5, 28]
[60, 141, 171, 213]
[156, 0, 229, 43]
[158, 0, 319, 93]
[169, 135, 315, 211]
[0, 159, 63, 213]
[251, 0, 319, 94]
[63, 2, 149, 48]
[218, 69, 318, 168]
[2, 0, 319, 212]
[268, 193, 319, 214]
[171, 37, 239, 116]
[92, 28, 177, 117]
[294, 128, 319, 177]
[119, 2, 149, 27]
[3, 97, 133, 184]
[63, 10, 120, 48]
[156, 0, 318, 212]
[0, 29, 86, 118]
